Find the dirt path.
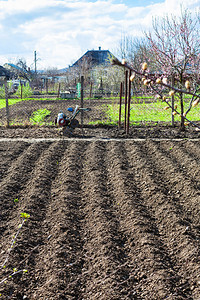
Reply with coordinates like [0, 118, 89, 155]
[0, 140, 200, 299]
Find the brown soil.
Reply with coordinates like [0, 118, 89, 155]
[0, 139, 200, 299]
[1, 123, 200, 140]
[1, 99, 200, 299]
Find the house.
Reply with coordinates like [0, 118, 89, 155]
[72, 47, 115, 67]
[59, 47, 121, 97]
[3, 63, 32, 82]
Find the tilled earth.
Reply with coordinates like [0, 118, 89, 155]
[0, 139, 200, 299]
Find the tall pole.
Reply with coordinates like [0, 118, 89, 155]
[34, 50, 37, 74]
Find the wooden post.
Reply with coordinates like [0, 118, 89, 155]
[89, 81, 93, 105]
[126, 70, 131, 135]
[89, 82, 93, 98]
[5, 80, 9, 127]
[20, 81, 23, 99]
[57, 83, 61, 98]
[124, 70, 128, 131]
[81, 76, 84, 130]
[46, 78, 48, 94]
[118, 82, 123, 128]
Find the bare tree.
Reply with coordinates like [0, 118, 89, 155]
[116, 34, 154, 94]
[44, 67, 58, 77]
[14, 58, 32, 81]
[145, 8, 200, 129]
[16, 58, 29, 72]
[117, 34, 149, 70]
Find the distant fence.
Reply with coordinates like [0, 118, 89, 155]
[0, 79, 199, 128]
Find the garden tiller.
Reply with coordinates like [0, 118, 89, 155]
[55, 105, 91, 135]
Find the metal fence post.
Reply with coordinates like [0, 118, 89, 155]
[5, 80, 9, 127]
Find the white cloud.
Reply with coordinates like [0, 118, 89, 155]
[0, 0, 58, 15]
[0, 0, 199, 69]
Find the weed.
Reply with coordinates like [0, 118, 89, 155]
[30, 108, 51, 125]
[14, 83, 33, 98]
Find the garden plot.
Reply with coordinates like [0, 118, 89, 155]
[0, 140, 200, 299]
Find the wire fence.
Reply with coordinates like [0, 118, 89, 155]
[0, 80, 199, 128]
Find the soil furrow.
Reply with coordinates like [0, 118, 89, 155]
[130, 140, 200, 299]
[180, 141, 200, 163]
[105, 141, 188, 299]
[80, 141, 134, 299]
[0, 142, 51, 237]
[0, 141, 67, 299]
[159, 140, 200, 189]
[27, 141, 88, 299]
[150, 140, 200, 194]
[1, 139, 200, 299]
[156, 140, 200, 224]
[142, 140, 200, 232]
[0, 142, 29, 183]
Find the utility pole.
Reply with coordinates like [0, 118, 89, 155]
[34, 50, 37, 74]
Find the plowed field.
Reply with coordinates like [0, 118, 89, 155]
[1, 139, 200, 299]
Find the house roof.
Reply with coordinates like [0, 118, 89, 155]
[4, 63, 29, 73]
[72, 47, 114, 67]
[0, 65, 11, 78]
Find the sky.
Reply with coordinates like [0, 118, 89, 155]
[0, 0, 199, 70]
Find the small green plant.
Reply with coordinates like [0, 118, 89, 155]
[0, 212, 30, 291]
[30, 108, 51, 125]
[20, 212, 30, 219]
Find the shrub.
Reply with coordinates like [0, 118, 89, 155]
[15, 82, 33, 98]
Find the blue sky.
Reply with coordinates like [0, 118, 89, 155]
[0, 0, 199, 70]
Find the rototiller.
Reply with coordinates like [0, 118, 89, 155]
[55, 105, 91, 135]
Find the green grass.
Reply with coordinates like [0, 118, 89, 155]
[0, 99, 27, 109]
[0, 97, 61, 109]
[90, 100, 200, 125]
